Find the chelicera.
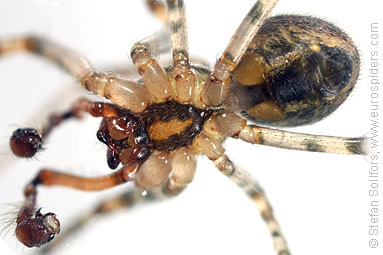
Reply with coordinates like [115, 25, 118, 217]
[0, 0, 367, 254]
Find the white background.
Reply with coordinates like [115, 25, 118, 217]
[0, 0, 380, 255]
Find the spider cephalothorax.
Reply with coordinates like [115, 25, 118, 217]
[1, 0, 367, 254]
[96, 99, 212, 174]
[139, 100, 212, 152]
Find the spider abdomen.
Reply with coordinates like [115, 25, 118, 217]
[229, 15, 360, 126]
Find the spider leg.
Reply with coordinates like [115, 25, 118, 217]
[0, 36, 91, 80]
[39, 179, 185, 254]
[15, 145, 197, 248]
[196, 119, 289, 254]
[9, 97, 124, 158]
[39, 148, 196, 253]
[131, 0, 191, 103]
[107, 29, 172, 77]
[131, 41, 174, 102]
[132, 0, 196, 104]
[146, 0, 168, 24]
[214, 154, 290, 255]
[238, 125, 368, 155]
[166, 0, 196, 103]
[14, 164, 138, 248]
[0, 36, 151, 112]
[39, 187, 162, 254]
[211, 111, 368, 155]
[136, 29, 172, 59]
[165, 148, 197, 195]
[166, 0, 188, 58]
[200, 0, 279, 106]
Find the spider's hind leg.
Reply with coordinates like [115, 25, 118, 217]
[197, 120, 290, 254]
[214, 154, 290, 255]
[211, 111, 369, 155]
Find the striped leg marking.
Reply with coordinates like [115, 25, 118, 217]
[214, 154, 290, 255]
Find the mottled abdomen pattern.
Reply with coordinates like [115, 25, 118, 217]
[230, 15, 360, 126]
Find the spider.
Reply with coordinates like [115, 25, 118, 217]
[0, 0, 370, 254]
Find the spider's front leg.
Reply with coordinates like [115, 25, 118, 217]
[0, 36, 152, 113]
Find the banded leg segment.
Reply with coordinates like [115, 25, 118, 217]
[211, 111, 368, 155]
[0, 36, 91, 79]
[198, 119, 289, 254]
[166, 0, 196, 103]
[166, 0, 188, 58]
[213, 154, 290, 255]
[201, 0, 279, 106]
[239, 125, 368, 155]
[0, 36, 151, 112]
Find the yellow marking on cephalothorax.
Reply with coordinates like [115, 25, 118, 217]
[148, 118, 193, 141]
